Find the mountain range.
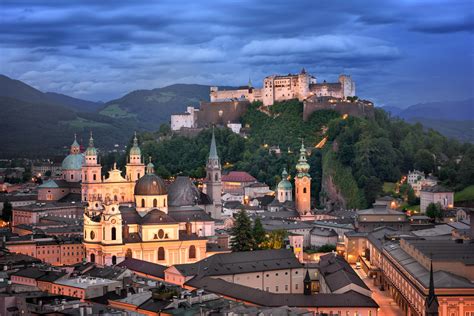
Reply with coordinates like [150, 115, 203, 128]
[381, 99, 474, 143]
[0, 74, 472, 157]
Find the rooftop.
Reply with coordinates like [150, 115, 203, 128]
[222, 171, 257, 183]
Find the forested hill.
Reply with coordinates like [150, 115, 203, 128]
[137, 100, 474, 209]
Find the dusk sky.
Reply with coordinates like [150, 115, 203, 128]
[1, 0, 473, 107]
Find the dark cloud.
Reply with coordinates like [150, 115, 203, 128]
[0, 0, 472, 106]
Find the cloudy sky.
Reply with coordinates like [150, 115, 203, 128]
[1, 0, 473, 107]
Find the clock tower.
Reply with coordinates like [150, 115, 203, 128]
[295, 142, 311, 215]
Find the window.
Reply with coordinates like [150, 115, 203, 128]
[112, 256, 117, 265]
[285, 285, 288, 291]
[71, 174, 74, 180]
[90, 231, 95, 240]
[303, 187, 307, 193]
[90, 253, 95, 263]
[275, 286, 279, 292]
[295, 284, 298, 290]
[141, 199, 145, 208]
[93, 174, 96, 181]
[189, 245, 196, 259]
[137, 173, 141, 179]
[215, 173, 218, 181]
[153, 199, 157, 208]
[158, 247, 165, 261]
[111, 227, 116, 240]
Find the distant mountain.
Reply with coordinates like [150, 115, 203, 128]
[379, 99, 474, 142]
[388, 98, 474, 121]
[99, 84, 212, 129]
[0, 96, 135, 157]
[0, 74, 102, 112]
[44, 92, 103, 112]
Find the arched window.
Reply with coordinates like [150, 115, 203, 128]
[71, 174, 74, 180]
[189, 245, 196, 259]
[93, 174, 96, 181]
[141, 199, 145, 208]
[90, 231, 95, 240]
[112, 255, 117, 265]
[114, 195, 118, 201]
[163, 199, 166, 207]
[158, 247, 165, 261]
[215, 173, 218, 181]
[137, 173, 141, 179]
[125, 249, 133, 259]
[111, 227, 116, 240]
[153, 199, 157, 208]
[303, 187, 307, 194]
[90, 253, 95, 263]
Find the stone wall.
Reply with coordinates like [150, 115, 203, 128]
[303, 96, 374, 121]
[196, 100, 250, 127]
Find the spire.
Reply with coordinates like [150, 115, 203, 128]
[71, 134, 80, 153]
[425, 259, 439, 315]
[146, 156, 154, 174]
[133, 131, 138, 147]
[282, 168, 288, 179]
[209, 128, 218, 160]
[88, 131, 94, 148]
[296, 140, 310, 176]
[304, 269, 311, 295]
[301, 67, 306, 74]
[248, 76, 253, 88]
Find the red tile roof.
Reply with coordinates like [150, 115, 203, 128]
[221, 171, 257, 183]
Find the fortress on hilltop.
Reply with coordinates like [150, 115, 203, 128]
[171, 69, 372, 132]
[210, 68, 355, 106]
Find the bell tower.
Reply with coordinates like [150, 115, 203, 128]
[82, 132, 103, 202]
[295, 141, 311, 215]
[204, 129, 222, 219]
[126, 132, 145, 182]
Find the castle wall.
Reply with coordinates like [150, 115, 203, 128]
[196, 100, 250, 127]
[303, 97, 374, 121]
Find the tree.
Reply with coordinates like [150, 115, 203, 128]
[414, 149, 435, 174]
[260, 230, 287, 250]
[1, 200, 12, 222]
[230, 209, 255, 251]
[426, 202, 443, 220]
[317, 244, 336, 253]
[252, 217, 266, 248]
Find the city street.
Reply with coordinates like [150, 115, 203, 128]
[353, 265, 404, 316]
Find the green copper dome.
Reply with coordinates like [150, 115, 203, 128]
[296, 143, 310, 177]
[277, 168, 292, 190]
[62, 153, 84, 170]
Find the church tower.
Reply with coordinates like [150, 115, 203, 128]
[204, 129, 222, 219]
[425, 260, 439, 316]
[82, 132, 103, 202]
[126, 132, 145, 182]
[295, 142, 311, 215]
[277, 168, 293, 203]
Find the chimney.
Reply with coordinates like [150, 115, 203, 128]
[185, 222, 192, 236]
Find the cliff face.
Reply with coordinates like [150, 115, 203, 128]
[320, 148, 365, 211]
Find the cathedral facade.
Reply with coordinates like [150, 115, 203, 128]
[78, 132, 221, 266]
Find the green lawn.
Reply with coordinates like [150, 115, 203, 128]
[455, 185, 474, 202]
[383, 182, 396, 193]
[99, 104, 135, 118]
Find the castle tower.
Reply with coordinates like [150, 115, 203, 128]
[425, 260, 439, 316]
[204, 129, 222, 219]
[295, 142, 311, 215]
[298, 68, 310, 100]
[82, 132, 103, 202]
[338, 74, 355, 99]
[126, 132, 145, 182]
[277, 168, 293, 203]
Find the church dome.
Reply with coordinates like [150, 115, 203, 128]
[277, 168, 292, 190]
[167, 176, 201, 207]
[62, 153, 84, 170]
[130, 145, 141, 156]
[134, 174, 167, 196]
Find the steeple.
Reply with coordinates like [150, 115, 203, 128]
[304, 270, 311, 295]
[296, 141, 310, 176]
[85, 131, 97, 157]
[70, 134, 80, 154]
[209, 128, 219, 161]
[126, 131, 145, 181]
[425, 260, 439, 316]
[248, 77, 253, 88]
[146, 157, 155, 174]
